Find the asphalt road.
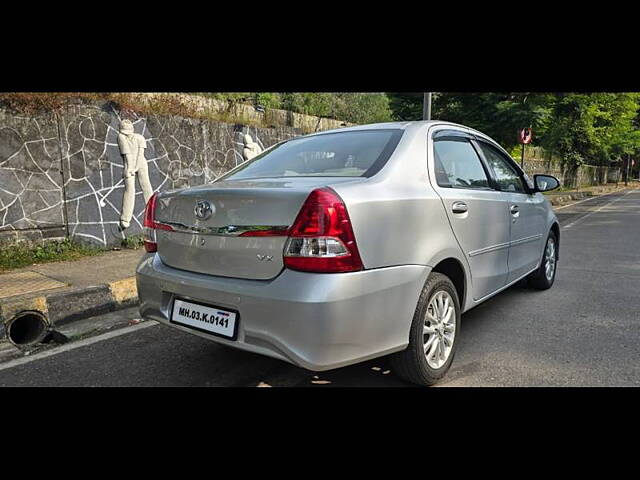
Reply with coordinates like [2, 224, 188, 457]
[1, 189, 639, 387]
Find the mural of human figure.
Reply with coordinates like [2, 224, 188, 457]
[117, 119, 153, 230]
[243, 133, 263, 161]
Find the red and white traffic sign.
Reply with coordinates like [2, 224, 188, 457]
[519, 128, 533, 144]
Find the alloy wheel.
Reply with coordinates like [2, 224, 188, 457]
[545, 237, 556, 282]
[423, 290, 456, 369]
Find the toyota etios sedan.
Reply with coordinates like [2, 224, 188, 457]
[136, 121, 560, 386]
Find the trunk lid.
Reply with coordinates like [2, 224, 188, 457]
[154, 177, 364, 280]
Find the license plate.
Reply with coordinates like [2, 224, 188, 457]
[171, 298, 238, 340]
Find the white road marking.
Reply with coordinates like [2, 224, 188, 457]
[0, 321, 159, 372]
[562, 189, 636, 230]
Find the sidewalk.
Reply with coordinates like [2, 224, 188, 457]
[0, 248, 144, 339]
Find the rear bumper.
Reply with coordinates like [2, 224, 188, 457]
[136, 253, 430, 371]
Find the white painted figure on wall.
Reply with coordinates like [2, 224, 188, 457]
[242, 133, 263, 161]
[117, 119, 153, 230]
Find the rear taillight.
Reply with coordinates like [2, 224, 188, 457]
[283, 188, 363, 273]
[143, 193, 173, 253]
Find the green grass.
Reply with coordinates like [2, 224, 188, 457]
[0, 239, 107, 273]
[120, 235, 144, 250]
[0, 234, 149, 273]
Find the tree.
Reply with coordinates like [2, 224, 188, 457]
[433, 93, 555, 150]
[387, 93, 424, 121]
[387, 92, 555, 150]
[333, 93, 392, 124]
[539, 93, 640, 186]
[542, 93, 640, 165]
[281, 93, 336, 118]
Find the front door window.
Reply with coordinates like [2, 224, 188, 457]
[477, 143, 526, 193]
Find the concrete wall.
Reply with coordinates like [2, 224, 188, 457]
[0, 102, 306, 246]
[0, 110, 66, 243]
[522, 146, 623, 189]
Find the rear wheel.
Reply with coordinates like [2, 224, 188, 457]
[527, 230, 558, 290]
[391, 272, 461, 386]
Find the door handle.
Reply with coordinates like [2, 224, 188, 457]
[452, 201, 468, 214]
[510, 205, 520, 221]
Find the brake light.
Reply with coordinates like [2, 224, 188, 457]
[143, 193, 173, 253]
[283, 188, 363, 273]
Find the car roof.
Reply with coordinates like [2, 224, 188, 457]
[289, 121, 509, 160]
[308, 120, 468, 136]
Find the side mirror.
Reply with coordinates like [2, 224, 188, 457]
[533, 174, 560, 192]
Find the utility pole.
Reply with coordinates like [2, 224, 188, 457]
[423, 93, 432, 120]
[626, 154, 631, 186]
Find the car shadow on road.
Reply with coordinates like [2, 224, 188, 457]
[205, 279, 539, 388]
[241, 349, 415, 387]
[249, 280, 537, 388]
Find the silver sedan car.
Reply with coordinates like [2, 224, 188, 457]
[136, 121, 560, 386]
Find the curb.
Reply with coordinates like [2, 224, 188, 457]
[0, 277, 138, 335]
[547, 191, 593, 206]
[548, 185, 639, 207]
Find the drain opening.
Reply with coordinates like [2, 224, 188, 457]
[6, 311, 49, 346]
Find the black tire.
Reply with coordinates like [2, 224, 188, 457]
[527, 230, 558, 290]
[390, 272, 461, 386]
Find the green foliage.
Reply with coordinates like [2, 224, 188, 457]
[431, 93, 555, 150]
[121, 235, 144, 250]
[0, 239, 106, 272]
[387, 92, 555, 149]
[387, 91, 640, 171]
[255, 92, 283, 109]
[334, 93, 393, 124]
[281, 93, 335, 117]
[541, 93, 640, 168]
[201, 92, 393, 124]
[387, 93, 424, 121]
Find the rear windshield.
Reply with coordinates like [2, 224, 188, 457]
[223, 129, 404, 180]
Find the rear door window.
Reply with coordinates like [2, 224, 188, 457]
[224, 129, 404, 180]
[433, 138, 491, 189]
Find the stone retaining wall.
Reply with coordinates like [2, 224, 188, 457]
[521, 146, 623, 188]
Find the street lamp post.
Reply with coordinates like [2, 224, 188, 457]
[423, 92, 432, 120]
[626, 154, 631, 186]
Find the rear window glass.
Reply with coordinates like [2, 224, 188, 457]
[223, 129, 403, 180]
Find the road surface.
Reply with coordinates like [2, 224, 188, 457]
[1, 189, 639, 386]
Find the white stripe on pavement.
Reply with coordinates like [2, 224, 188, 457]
[0, 321, 159, 373]
[562, 189, 636, 230]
